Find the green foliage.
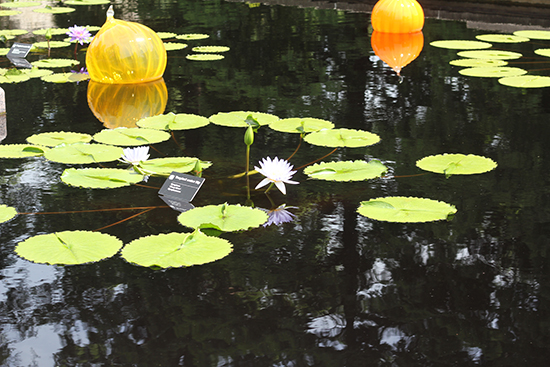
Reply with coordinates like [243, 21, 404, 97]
[176, 33, 209, 40]
[32, 41, 71, 49]
[33, 7, 76, 14]
[31, 59, 80, 68]
[33, 28, 69, 36]
[44, 143, 123, 164]
[0, 10, 21, 16]
[458, 67, 527, 78]
[357, 197, 457, 223]
[121, 229, 233, 268]
[93, 128, 171, 146]
[0, 2, 41, 8]
[61, 168, 144, 189]
[157, 32, 178, 39]
[15, 230, 123, 265]
[535, 49, 550, 58]
[475, 34, 529, 43]
[304, 128, 380, 148]
[269, 117, 334, 134]
[177, 203, 268, 231]
[163, 42, 188, 51]
[304, 160, 387, 181]
[139, 157, 212, 176]
[0, 204, 17, 224]
[498, 75, 550, 88]
[416, 154, 498, 177]
[514, 30, 550, 40]
[192, 46, 230, 53]
[430, 40, 492, 50]
[209, 111, 279, 127]
[0, 144, 46, 158]
[64, 0, 111, 5]
[22, 67, 54, 78]
[27, 131, 92, 147]
[0, 74, 30, 84]
[40, 73, 90, 83]
[457, 50, 523, 60]
[0, 29, 28, 36]
[186, 54, 224, 61]
[137, 112, 209, 130]
[450, 59, 507, 67]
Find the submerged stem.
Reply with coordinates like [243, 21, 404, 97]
[296, 148, 338, 170]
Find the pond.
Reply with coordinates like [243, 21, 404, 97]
[1, 0, 550, 365]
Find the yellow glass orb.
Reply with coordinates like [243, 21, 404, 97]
[371, 0, 424, 33]
[86, 7, 167, 84]
[87, 79, 168, 128]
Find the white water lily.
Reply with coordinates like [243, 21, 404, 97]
[120, 146, 150, 166]
[255, 156, 299, 195]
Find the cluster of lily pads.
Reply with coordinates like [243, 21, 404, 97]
[431, 30, 550, 88]
[0, 108, 498, 269]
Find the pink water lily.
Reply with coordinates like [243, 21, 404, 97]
[67, 25, 92, 45]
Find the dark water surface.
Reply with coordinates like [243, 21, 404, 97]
[1, 0, 550, 366]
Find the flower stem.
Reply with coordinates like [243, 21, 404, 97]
[296, 147, 338, 170]
[246, 145, 251, 199]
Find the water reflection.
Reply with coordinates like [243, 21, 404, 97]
[371, 31, 424, 76]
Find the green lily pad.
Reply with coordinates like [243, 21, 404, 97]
[31, 58, 80, 68]
[457, 50, 523, 60]
[304, 128, 380, 148]
[416, 154, 497, 177]
[269, 117, 334, 134]
[0, 29, 28, 36]
[22, 67, 54, 78]
[176, 33, 209, 40]
[0, 74, 30, 84]
[157, 32, 177, 39]
[65, 0, 111, 5]
[429, 40, 492, 50]
[139, 157, 212, 176]
[15, 230, 123, 265]
[0, 49, 9, 56]
[33, 7, 75, 14]
[450, 59, 507, 67]
[0, 10, 21, 16]
[0, 2, 41, 8]
[177, 203, 268, 231]
[33, 28, 69, 36]
[27, 131, 93, 147]
[40, 72, 90, 83]
[93, 127, 171, 146]
[32, 41, 71, 49]
[61, 168, 144, 189]
[186, 54, 224, 61]
[304, 160, 387, 181]
[0, 144, 46, 158]
[121, 229, 233, 268]
[191, 46, 230, 53]
[357, 197, 457, 223]
[513, 30, 550, 40]
[209, 111, 279, 127]
[535, 49, 550, 58]
[475, 34, 529, 43]
[163, 42, 188, 51]
[458, 66, 527, 78]
[137, 112, 210, 130]
[0, 204, 18, 223]
[498, 75, 550, 88]
[44, 143, 123, 164]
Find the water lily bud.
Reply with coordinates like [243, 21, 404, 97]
[244, 125, 254, 146]
[193, 159, 202, 177]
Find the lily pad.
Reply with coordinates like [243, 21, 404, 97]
[416, 153, 497, 177]
[535, 49, 550, 58]
[191, 46, 230, 53]
[304, 160, 387, 181]
[269, 117, 334, 134]
[163, 42, 188, 51]
[450, 59, 507, 67]
[0, 204, 18, 223]
[27, 131, 93, 147]
[157, 32, 177, 39]
[513, 30, 550, 40]
[357, 197, 457, 223]
[93, 127, 171, 146]
[498, 75, 550, 88]
[0, 144, 46, 158]
[41, 72, 90, 83]
[139, 157, 212, 176]
[61, 168, 144, 189]
[0, 10, 21, 16]
[176, 33, 209, 40]
[64, 0, 111, 5]
[0, 74, 30, 84]
[0, 29, 28, 36]
[44, 143, 123, 164]
[475, 34, 529, 43]
[429, 40, 492, 50]
[33, 7, 75, 14]
[31, 58, 80, 68]
[15, 230, 123, 265]
[137, 112, 210, 130]
[0, 49, 9, 56]
[457, 50, 523, 60]
[186, 54, 224, 61]
[458, 66, 527, 78]
[209, 111, 279, 127]
[22, 68, 54, 78]
[33, 28, 69, 36]
[304, 128, 380, 148]
[32, 41, 71, 49]
[177, 203, 268, 231]
[121, 230, 233, 268]
[0, 2, 41, 8]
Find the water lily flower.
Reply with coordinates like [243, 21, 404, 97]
[67, 25, 92, 45]
[262, 204, 298, 227]
[255, 156, 299, 195]
[120, 146, 150, 166]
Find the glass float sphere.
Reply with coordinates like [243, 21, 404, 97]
[371, 31, 424, 76]
[371, 0, 424, 33]
[86, 6, 167, 84]
[87, 79, 168, 128]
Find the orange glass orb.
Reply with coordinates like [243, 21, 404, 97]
[371, 31, 424, 76]
[87, 79, 168, 129]
[371, 0, 424, 33]
[86, 7, 167, 84]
